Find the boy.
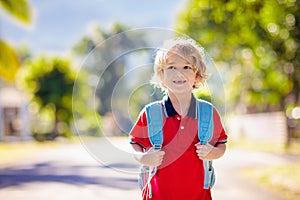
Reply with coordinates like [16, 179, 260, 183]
[129, 38, 228, 200]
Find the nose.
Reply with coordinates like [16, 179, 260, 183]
[174, 68, 186, 75]
[174, 70, 185, 79]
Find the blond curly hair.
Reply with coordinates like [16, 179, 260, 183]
[151, 37, 208, 91]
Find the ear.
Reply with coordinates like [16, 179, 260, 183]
[157, 68, 164, 81]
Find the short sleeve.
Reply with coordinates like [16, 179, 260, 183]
[129, 109, 151, 149]
[210, 107, 228, 146]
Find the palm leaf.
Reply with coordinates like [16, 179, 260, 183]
[0, 40, 20, 82]
[0, 0, 31, 23]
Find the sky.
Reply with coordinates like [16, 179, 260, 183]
[0, 0, 187, 55]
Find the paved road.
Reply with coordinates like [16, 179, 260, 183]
[0, 137, 289, 200]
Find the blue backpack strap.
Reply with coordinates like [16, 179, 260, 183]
[197, 99, 215, 189]
[197, 99, 214, 145]
[144, 101, 164, 198]
[145, 101, 164, 150]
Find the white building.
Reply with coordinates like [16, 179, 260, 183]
[0, 87, 31, 141]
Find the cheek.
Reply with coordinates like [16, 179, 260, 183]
[187, 73, 196, 81]
[162, 70, 171, 80]
[188, 75, 197, 86]
[163, 74, 170, 84]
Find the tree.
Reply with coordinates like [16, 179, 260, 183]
[73, 23, 147, 114]
[176, 0, 300, 143]
[0, 0, 31, 82]
[16, 57, 76, 140]
[73, 23, 164, 134]
[176, 0, 299, 111]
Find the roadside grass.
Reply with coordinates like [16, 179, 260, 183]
[242, 162, 300, 200]
[229, 138, 300, 200]
[228, 138, 300, 155]
[0, 136, 80, 166]
[0, 135, 113, 166]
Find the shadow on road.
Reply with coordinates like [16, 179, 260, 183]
[0, 161, 138, 190]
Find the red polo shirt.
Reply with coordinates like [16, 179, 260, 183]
[130, 95, 227, 200]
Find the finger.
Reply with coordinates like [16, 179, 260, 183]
[195, 144, 207, 150]
[158, 158, 163, 166]
[158, 154, 165, 162]
[154, 158, 164, 167]
[197, 154, 204, 160]
[146, 147, 155, 153]
[157, 150, 165, 156]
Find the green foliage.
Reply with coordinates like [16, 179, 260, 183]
[0, 40, 20, 82]
[243, 162, 300, 200]
[72, 23, 147, 115]
[0, 0, 31, 83]
[73, 23, 131, 115]
[176, 0, 300, 113]
[73, 23, 165, 135]
[0, 0, 31, 23]
[72, 68, 103, 137]
[193, 87, 211, 102]
[16, 57, 77, 140]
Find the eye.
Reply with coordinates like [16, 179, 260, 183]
[167, 66, 175, 70]
[184, 65, 193, 70]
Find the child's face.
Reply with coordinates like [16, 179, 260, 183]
[162, 53, 196, 95]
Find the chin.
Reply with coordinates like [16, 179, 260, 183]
[169, 88, 193, 95]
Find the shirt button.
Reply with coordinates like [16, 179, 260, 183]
[176, 116, 181, 120]
[180, 126, 184, 130]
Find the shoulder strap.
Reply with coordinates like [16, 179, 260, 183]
[145, 99, 213, 148]
[145, 101, 164, 150]
[197, 99, 215, 189]
[144, 101, 164, 198]
[197, 99, 214, 145]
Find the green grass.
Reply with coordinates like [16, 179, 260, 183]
[228, 138, 300, 155]
[0, 141, 57, 165]
[243, 162, 300, 200]
[230, 138, 300, 200]
[0, 135, 99, 166]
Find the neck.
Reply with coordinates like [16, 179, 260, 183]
[168, 92, 192, 116]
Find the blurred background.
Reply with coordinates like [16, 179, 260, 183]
[0, 0, 299, 200]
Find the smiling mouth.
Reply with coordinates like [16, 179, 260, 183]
[173, 80, 186, 84]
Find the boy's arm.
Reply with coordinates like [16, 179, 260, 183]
[131, 143, 165, 167]
[195, 143, 226, 161]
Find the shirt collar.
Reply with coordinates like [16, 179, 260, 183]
[162, 94, 197, 119]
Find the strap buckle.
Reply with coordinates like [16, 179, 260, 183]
[153, 144, 162, 150]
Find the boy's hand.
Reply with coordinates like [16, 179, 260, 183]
[195, 142, 214, 160]
[139, 148, 165, 167]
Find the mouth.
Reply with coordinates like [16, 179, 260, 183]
[173, 80, 187, 84]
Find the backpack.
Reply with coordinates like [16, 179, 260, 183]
[138, 98, 215, 198]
